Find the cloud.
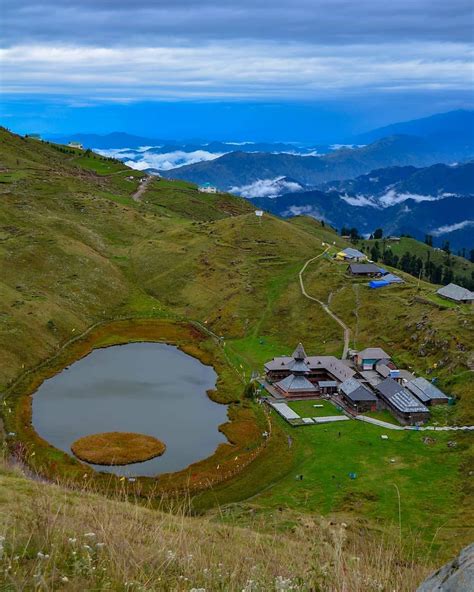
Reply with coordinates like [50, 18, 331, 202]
[282, 205, 327, 220]
[340, 189, 454, 208]
[230, 177, 303, 198]
[0, 41, 472, 101]
[340, 193, 377, 207]
[377, 190, 445, 207]
[118, 149, 226, 170]
[431, 220, 474, 236]
[2, 1, 473, 46]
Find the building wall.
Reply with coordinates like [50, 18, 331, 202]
[341, 394, 376, 413]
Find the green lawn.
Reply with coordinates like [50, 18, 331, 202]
[253, 418, 472, 550]
[288, 399, 344, 417]
[363, 409, 401, 425]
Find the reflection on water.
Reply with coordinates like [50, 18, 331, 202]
[32, 342, 228, 477]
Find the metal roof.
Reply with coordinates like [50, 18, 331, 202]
[376, 378, 429, 413]
[383, 273, 404, 284]
[342, 247, 366, 259]
[437, 283, 474, 302]
[339, 377, 360, 394]
[406, 377, 449, 403]
[358, 347, 391, 360]
[319, 380, 338, 388]
[269, 402, 300, 420]
[292, 342, 307, 360]
[348, 263, 382, 274]
[340, 378, 377, 402]
[265, 355, 355, 382]
[275, 373, 317, 393]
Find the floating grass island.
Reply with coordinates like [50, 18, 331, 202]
[71, 432, 166, 466]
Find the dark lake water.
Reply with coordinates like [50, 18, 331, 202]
[32, 342, 228, 477]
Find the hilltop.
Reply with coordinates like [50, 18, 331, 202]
[0, 129, 473, 589]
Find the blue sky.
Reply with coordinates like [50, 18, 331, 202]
[1, 0, 473, 141]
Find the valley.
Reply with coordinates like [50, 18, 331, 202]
[0, 128, 473, 589]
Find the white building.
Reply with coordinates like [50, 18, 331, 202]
[199, 183, 217, 194]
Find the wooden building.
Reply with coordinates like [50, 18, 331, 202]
[375, 378, 429, 425]
[339, 378, 377, 413]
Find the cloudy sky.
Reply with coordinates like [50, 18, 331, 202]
[1, 0, 473, 140]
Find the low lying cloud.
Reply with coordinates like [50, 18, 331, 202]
[341, 189, 451, 208]
[98, 148, 225, 171]
[230, 177, 303, 198]
[340, 194, 377, 207]
[431, 220, 474, 236]
[282, 205, 327, 221]
[378, 189, 444, 207]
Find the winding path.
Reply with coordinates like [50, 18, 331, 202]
[298, 249, 351, 360]
[132, 175, 153, 202]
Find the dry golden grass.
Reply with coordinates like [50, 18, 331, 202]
[0, 455, 431, 591]
[71, 432, 166, 466]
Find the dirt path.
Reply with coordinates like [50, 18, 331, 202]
[131, 175, 153, 202]
[298, 248, 351, 360]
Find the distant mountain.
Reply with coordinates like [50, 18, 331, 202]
[165, 135, 474, 191]
[251, 162, 474, 250]
[353, 110, 474, 148]
[50, 132, 167, 149]
[321, 162, 474, 197]
[49, 132, 322, 155]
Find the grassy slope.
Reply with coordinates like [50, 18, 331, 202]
[0, 457, 427, 591]
[0, 129, 473, 583]
[361, 236, 474, 285]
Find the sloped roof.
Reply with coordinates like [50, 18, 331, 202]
[342, 247, 366, 259]
[437, 283, 474, 302]
[265, 354, 355, 382]
[292, 342, 307, 360]
[376, 378, 428, 414]
[306, 356, 356, 382]
[348, 263, 382, 274]
[383, 273, 404, 284]
[340, 378, 377, 402]
[358, 347, 391, 360]
[406, 377, 449, 403]
[275, 373, 318, 393]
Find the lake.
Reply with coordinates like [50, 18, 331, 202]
[32, 342, 228, 477]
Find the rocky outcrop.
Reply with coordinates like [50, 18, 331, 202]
[417, 543, 474, 591]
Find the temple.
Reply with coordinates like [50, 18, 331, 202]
[265, 343, 354, 398]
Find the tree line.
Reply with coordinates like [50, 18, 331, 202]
[340, 227, 474, 290]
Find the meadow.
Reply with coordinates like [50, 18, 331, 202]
[0, 129, 473, 587]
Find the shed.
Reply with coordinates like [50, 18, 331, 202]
[383, 273, 404, 284]
[348, 263, 382, 277]
[336, 247, 367, 262]
[436, 283, 474, 303]
[375, 378, 429, 425]
[356, 347, 391, 370]
[339, 378, 377, 413]
[406, 377, 449, 406]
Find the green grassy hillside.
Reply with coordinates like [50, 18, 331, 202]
[0, 129, 472, 588]
[360, 236, 474, 289]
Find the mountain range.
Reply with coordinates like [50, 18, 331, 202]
[251, 162, 474, 250]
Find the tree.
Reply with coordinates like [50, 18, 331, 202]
[442, 268, 454, 285]
[470, 250, 474, 264]
[370, 244, 380, 262]
[442, 240, 451, 256]
[400, 252, 412, 273]
[424, 234, 433, 247]
[244, 381, 259, 399]
[373, 228, 383, 239]
[349, 227, 360, 243]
